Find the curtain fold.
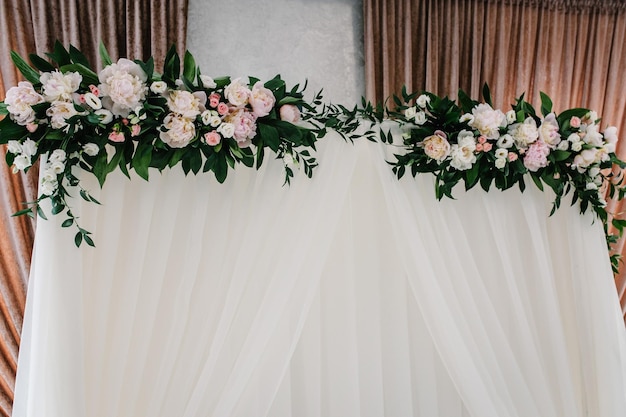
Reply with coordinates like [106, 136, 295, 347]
[363, 0, 626, 321]
[0, 1, 189, 415]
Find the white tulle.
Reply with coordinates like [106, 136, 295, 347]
[13, 134, 626, 417]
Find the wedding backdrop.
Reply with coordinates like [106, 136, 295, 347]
[1, 0, 626, 417]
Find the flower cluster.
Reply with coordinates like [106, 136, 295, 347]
[0, 42, 364, 246]
[383, 85, 626, 271]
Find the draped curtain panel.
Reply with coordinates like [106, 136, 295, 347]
[0, 1, 189, 415]
[363, 0, 626, 320]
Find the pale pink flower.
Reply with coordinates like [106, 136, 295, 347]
[131, 124, 141, 137]
[478, 135, 487, 144]
[476, 143, 484, 152]
[108, 131, 125, 142]
[279, 105, 301, 123]
[508, 152, 518, 162]
[249, 81, 276, 118]
[26, 123, 38, 133]
[224, 78, 251, 107]
[422, 134, 451, 161]
[469, 103, 507, 139]
[159, 114, 196, 148]
[226, 109, 257, 147]
[98, 58, 148, 117]
[89, 84, 100, 96]
[40, 70, 82, 102]
[570, 116, 581, 128]
[482, 142, 493, 152]
[538, 113, 561, 147]
[4, 81, 44, 125]
[523, 140, 550, 171]
[217, 102, 229, 116]
[203, 131, 221, 146]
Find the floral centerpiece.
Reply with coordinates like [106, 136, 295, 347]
[0, 42, 365, 246]
[374, 85, 626, 271]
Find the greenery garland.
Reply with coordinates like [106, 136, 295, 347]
[1, 43, 625, 274]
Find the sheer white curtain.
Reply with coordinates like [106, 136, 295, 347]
[12, 133, 626, 417]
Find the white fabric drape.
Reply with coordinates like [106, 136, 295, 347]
[12, 133, 626, 417]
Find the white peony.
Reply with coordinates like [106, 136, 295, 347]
[98, 58, 148, 117]
[46, 101, 79, 129]
[40, 70, 82, 102]
[538, 113, 561, 147]
[4, 81, 44, 125]
[224, 78, 251, 107]
[508, 117, 539, 149]
[469, 103, 506, 139]
[82, 143, 99, 156]
[166, 90, 206, 118]
[449, 130, 476, 170]
[159, 114, 196, 148]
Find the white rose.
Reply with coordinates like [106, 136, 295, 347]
[571, 141, 583, 152]
[49, 149, 67, 163]
[586, 182, 598, 190]
[82, 143, 99, 156]
[49, 160, 65, 174]
[224, 78, 251, 107]
[416, 94, 430, 108]
[586, 111, 598, 123]
[508, 117, 539, 148]
[83, 92, 102, 110]
[414, 111, 427, 125]
[495, 158, 507, 169]
[217, 122, 235, 138]
[201, 110, 212, 125]
[4, 81, 44, 125]
[95, 109, 114, 124]
[41, 168, 57, 183]
[199, 74, 217, 89]
[589, 166, 601, 178]
[98, 58, 148, 117]
[13, 155, 32, 171]
[21, 138, 38, 157]
[404, 106, 417, 120]
[7, 140, 22, 155]
[40, 179, 58, 196]
[209, 115, 221, 127]
[583, 124, 603, 146]
[249, 82, 276, 118]
[459, 113, 474, 124]
[40, 71, 82, 102]
[150, 81, 168, 94]
[506, 110, 516, 124]
[159, 114, 196, 148]
[469, 103, 506, 139]
[495, 148, 508, 159]
[557, 140, 569, 151]
[279, 105, 301, 123]
[496, 133, 514, 149]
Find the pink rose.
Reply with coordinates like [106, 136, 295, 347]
[108, 131, 125, 142]
[209, 93, 221, 108]
[26, 123, 38, 133]
[478, 135, 487, 144]
[89, 84, 100, 96]
[570, 116, 581, 128]
[508, 152, 518, 161]
[249, 81, 276, 118]
[217, 102, 229, 116]
[131, 124, 141, 137]
[203, 131, 221, 146]
[476, 143, 484, 152]
[482, 142, 492, 152]
[279, 104, 301, 123]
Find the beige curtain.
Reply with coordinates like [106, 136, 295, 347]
[364, 0, 626, 321]
[0, 1, 189, 415]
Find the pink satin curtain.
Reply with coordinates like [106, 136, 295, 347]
[363, 0, 626, 321]
[0, 1, 189, 415]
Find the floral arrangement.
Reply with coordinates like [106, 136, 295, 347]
[0, 42, 365, 246]
[374, 85, 626, 271]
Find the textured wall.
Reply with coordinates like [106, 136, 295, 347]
[186, 0, 364, 104]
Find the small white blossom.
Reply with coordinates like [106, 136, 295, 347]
[49, 149, 67, 163]
[495, 148, 508, 159]
[217, 122, 235, 138]
[95, 109, 114, 124]
[414, 111, 427, 125]
[150, 81, 168, 94]
[557, 140, 569, 151]
[20, 138, 38, 157]
[506, 110, 516, 124]
[404, 106, 417, 120]
[13, 155, 32, 172]
[7, 140, 22, 155]
[416, 94, 430, 108]
[586, 182, 598, 190]
[497, 134, 514, 149]
[200, 74, 217, 89]
[84, 92, 102, 110]
[495, 158, 507, 169]
[459, 113, 474, 124]
[82, 143, 99, 156]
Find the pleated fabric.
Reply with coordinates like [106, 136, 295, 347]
[13, 133, 626, 417]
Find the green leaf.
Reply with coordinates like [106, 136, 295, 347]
[482, 83, 492, 106]
[29, 53, 56, 72]
[540, 91, 553, 116]
[214, 154, 228, 183]
[61, 218, 74, 227]
[183, 51, 197, 83]
[132, 142, 153, 181]
[69, 45, 91, 68]
[530, 174, 544, 191]
[258, 124, 280, 152]
[11, 51, 40, 84]
[11, 208, 33, 217]
[163, 44, 180, 84]
[74, 231, 83, 247]
[99, 41, 113, 66]
[465, 163, 481, 189]
[83, 234, 95, 247]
